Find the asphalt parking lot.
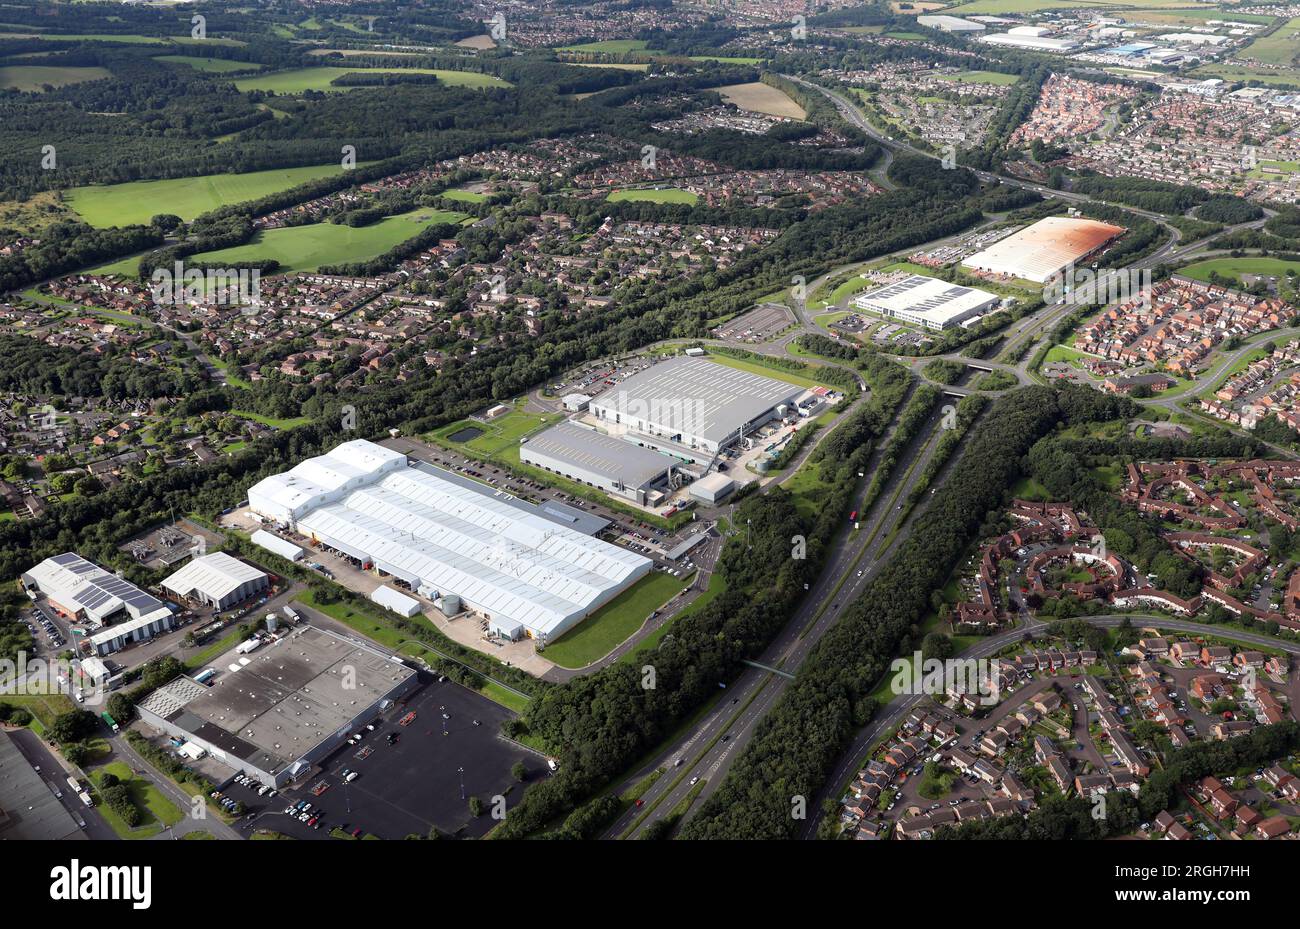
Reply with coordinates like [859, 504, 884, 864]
[236, 675, 541, 840]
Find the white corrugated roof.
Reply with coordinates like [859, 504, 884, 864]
[251, 529, 304, 561]
[286, 443, 650, 636]
[247, 439, 406, 519]
[162, 552, 266, 602]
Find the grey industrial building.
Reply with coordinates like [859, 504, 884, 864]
[23, 552, 177, 656]
[689, 472, 736, 504]
[135, 625, 418, 787]
[588, 356, 807, 455]
[0, 731, 84, 840]
[520, 422, 680, 505]
[162, 551, 269, 611]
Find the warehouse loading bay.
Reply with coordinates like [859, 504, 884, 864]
[226, 672, 541, 840]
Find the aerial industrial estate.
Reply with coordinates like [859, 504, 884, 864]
[0, 0, 1297, 896]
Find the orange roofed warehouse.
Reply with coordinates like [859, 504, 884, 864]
[961, 216, 1126, 284]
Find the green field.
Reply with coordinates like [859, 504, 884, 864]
[541, 571, 689, 669]
[440, 187, 489, 204]
[0, 64, 111, 91]
[188, 208, 468, 273]
[1179, 256, 1300, 282]
[811, 273, 873, 309]
[557, 39, 650, 53]
[66, 164, 352, 227]
[1178, 257, 1300, 296]
[235, 66, 510, 93]
[620, 571, 726, 664]
[1191, 61, 1300, 85]
[1247, 159, 1300, 179]
[690, 55, 764, 64]
[1122, 8, 1276, 26]
[948, 0, 1126, 11]
[1241, 17, 1300, 66]
[707, 352, 831, 391]
[932, 70, 1021, 86]
[430, 405, 561, 459]
[20, 33, 245, 46]
[231, 409, 310, 430]
[607, 187, 699, 205]
[155, 55, 263, 72]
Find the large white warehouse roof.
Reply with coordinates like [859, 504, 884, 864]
[853, 274, 999, 329]
[253, 440, 651, 642]
[247, 439, 407, 522]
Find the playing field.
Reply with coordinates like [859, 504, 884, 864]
[932, 70, 1021, 85]
[607, 187, 699, 205]
[440, 187, 489, 203]
[715, 82, 806, 119]
[234, 66, 510, 93]
[187, 208, 469, 273]
[1240, 17, 1300, 66]
[155, 55, 263, 72]
[556, 39, 649, 53]
[66, 164, 353, 227]
[1178, 257, 1300, 285]
[1247, 159, 1300, 179]
[0, 64, 111, 91]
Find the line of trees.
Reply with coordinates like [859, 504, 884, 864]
[679, 385, 1106, 839]
[492, 353, 912, 839]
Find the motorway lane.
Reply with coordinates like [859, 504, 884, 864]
[607, 77, 1288, 838]
[612, 400, 977, 837]
[604, 395, 935, 837]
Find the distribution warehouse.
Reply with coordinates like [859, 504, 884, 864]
[961, 216, 1126, 283]
[22, 553, 176, 655]
[162, 551, 269, 611]
[852, 274, 1000, 331]
[247, 439, 652, 643]
[588, 356, 807, 455]
[520, 421, 681, 506]
[136, 625, 417, 787]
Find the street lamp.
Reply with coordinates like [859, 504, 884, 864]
[458, 767, 465, 800]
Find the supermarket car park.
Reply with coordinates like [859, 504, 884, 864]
[233, 675, 540, 840]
